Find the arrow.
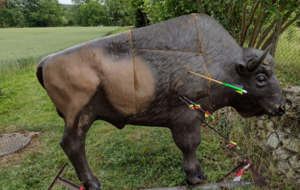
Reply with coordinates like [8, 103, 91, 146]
[188, 71, 247, 94]
[174, 92, 215, 119]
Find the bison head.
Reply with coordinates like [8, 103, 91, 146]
[189, 14, 285, 118]
[233, 45, 285, 117]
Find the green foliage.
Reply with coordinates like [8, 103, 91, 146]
[29, 0, 64, 27]
[0, 0, 64, 27]
[0, 0, 26, 27]
[131, 0, 149, 27]
[140, 0, 300, 51]
[62, 4, 77, 26]
[143, 0, 199, 24]
[69, 0, 134, 26]
[70, 5, 82, 26]
[105, 0, 134, 26]
[80, 0, 108, 26]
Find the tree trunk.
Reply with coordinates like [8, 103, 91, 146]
[255, 20, 276, 49]
[142, 12, 148, 26]
[231, 6, 236, 39]
[255, 2, 287, 49]
[240, 2, 259, 47]
[239, 3, 246, 46]
[270, 19, 281, 58]
[195, 0, 205, 14]
[248, 3, 265, 47]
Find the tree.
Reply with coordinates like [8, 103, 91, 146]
[71, 0, 93, 25]
[131, 0, 149, 27]
[0, 0, 26, 27]
[142, 0, 198, 24]
[62, 4, 77, 26]
[0, 0, 6, 10]
[105, 0, 134, 26]
[28, 0, 64, 27]
[142, 0, 300, 57]
[80, 0, 108, 26]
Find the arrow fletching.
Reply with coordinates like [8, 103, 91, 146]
[222, 83, 247, 94]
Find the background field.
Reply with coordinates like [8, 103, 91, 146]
[0, 27, 118, 75]
[0, 27, 297, 189]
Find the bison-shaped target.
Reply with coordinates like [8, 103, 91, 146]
[36, 14, 285, 189]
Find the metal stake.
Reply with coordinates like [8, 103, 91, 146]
[48, 163, 84, 190]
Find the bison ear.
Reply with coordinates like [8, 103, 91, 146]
[236, 62, 248, 76]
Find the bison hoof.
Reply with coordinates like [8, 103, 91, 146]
[186, 170, 207, 185]
[83, 177, 102, 190]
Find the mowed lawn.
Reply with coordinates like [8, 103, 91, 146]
[0, 27, 297, 189]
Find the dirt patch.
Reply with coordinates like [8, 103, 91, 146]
[0, 131, 42, 168]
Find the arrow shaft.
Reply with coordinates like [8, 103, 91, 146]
[189, 71, 246, 93]
[222, 83, 243, 92]
[188, 71, 223, 85]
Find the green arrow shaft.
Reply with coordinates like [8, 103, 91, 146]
[222, 83, 243, 92]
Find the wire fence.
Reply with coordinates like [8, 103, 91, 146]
[274, 27, 300, 84]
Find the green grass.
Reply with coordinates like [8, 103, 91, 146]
[0, 27, 298, 189]
[0, 27, 119, 75]
[106, 27, 134, 36]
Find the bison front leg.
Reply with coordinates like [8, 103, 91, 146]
[170, 111, 207, 184]
[60, 113, 102, 190]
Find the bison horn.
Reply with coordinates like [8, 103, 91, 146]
[247, 44, 272, 71]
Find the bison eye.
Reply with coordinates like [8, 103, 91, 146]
[257, 75, 267, 86]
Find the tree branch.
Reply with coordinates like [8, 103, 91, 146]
[255, 20, 276, 48]
[280, 12, 300, 33]
[195, 0, 205, 14]
[248, 3, 265, 47]
[270, 19, 281, 58]
[240, 2, 259, 47]
[256, 1, 293, 49]
[262, 12, 300, 50]
[239, 2, 246, 46]
[231, 6, 236, 39]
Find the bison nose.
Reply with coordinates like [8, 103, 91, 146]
[277, 104, 285, 116]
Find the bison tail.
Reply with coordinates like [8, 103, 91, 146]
[36, 56, 48, 89]
[36, 66, 44, 89]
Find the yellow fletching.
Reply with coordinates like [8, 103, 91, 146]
[236, 90, 243, 94]
[230, 141, 237, 145]
[205, 114, 209, 117]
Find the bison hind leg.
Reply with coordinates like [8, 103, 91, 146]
[60, 111, 102, 190]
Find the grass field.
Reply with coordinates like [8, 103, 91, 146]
[0, 27, 298, 189]
[0, 27, 118, 75]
